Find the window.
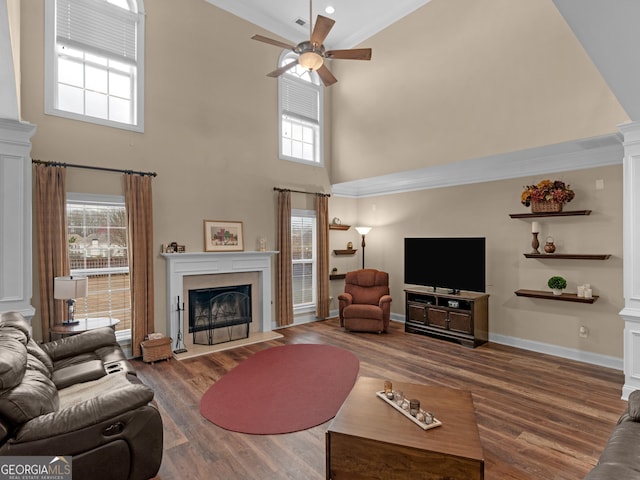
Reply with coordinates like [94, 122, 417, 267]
[45, 0, 145, 132]
[66, 193, 131, 340]
[278, 51, 323, 165]
[291, 210, 317, 310]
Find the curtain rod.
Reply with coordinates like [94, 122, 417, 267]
[273, 187, 330, 197]
[32, 159, 157, 177]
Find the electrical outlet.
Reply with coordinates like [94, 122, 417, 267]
[579, 325, 589, 338]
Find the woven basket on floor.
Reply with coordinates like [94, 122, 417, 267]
[141, 337, 172, 363]
[531, 200, 563, 213]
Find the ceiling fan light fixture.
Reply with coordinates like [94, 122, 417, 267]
[299, 51, 324, 71]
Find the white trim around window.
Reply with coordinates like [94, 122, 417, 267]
[44, 0, 145, 132]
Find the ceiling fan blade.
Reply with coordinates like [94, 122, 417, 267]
[325, 48, 372, 61]
[316, 64, 337, 86]
[266, 60, 299, 78]
[310, 15, 335, 47]
[251, 34, 295, 51]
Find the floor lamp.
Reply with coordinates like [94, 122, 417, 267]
[355, 227, 372, 269]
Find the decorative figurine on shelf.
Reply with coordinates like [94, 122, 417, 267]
[347, 241, 354, 250]
[544, 236, 556, 254]
[332, 267, 338, 274]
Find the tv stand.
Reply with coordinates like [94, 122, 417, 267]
[404, 288, 489, 348]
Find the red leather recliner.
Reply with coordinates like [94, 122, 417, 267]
[338, 269, 392, 333]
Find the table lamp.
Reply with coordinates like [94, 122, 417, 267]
[355, 227, 372, 269]
[54, 276, 88, 325]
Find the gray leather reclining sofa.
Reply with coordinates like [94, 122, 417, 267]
[0, 311, 162, 480]
[585, 389, 640, 479]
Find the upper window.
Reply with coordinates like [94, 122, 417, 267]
[45, 0, 145, 132]
[278, 51, 323, 166]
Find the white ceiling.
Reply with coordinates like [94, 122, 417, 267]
[204, 0, 433, 49]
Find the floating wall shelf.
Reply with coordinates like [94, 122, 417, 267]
[523, 253, 611, 260]
[515, 289, 598, 304]
[329, 224, 351, 230]
[509, 210, 592, 219]
[333, 249, 357, 255]
[330, 273, 346, 280]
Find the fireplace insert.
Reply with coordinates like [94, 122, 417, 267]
[188, 285, 251, 345]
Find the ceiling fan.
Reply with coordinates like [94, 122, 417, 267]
[251, 1, 372, 86]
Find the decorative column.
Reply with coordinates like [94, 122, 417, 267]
[620, 121, 640, 399]
[0, 1, 37, 320]
[0, 120, 36, 320]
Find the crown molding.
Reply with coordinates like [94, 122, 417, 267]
[331, 133, 623, 198]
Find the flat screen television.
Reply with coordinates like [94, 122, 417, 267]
[404, 237, 486, 294]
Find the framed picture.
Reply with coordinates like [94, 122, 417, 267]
[204, 220, 244, 252]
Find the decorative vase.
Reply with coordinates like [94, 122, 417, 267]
[544, 236, 556, 254]
[531, 200, 563, 213]
[552, 288, 563, 296]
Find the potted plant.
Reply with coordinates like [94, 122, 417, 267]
[521, 180, 575, 213]
[547, 276, 567, 295]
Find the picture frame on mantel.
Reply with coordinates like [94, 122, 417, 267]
[204, 220, 244, 252]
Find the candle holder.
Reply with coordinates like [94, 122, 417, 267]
[531, 232, 540, 254]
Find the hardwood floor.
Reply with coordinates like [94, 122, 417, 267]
[133, 319, 627, 480]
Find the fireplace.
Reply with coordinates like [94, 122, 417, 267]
[161, 251, 277, 355]
[188, 284, 252, 345]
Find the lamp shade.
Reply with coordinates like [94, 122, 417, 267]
[54, 276, 88, 300]
[299, 51, 324, 71]
[355, 226, 372, 236]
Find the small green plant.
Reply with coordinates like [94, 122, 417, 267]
[547, 276, 567, 290]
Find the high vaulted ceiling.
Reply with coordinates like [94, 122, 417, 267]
[204, 0, 433, 49]
[204, 0, 640, 123]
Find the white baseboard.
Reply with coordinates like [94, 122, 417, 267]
[488, 333, 622, 371]
[392, 316, 622, 371]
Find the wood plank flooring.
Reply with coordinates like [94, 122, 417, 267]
[133, 319, 627, 480]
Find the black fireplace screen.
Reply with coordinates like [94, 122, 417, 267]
[188, 285, 252, 345]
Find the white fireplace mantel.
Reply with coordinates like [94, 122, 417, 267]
[161, 251, 277, 346]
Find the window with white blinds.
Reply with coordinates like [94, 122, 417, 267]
[45, 0, 145, 132]
[291, 210, 317, 309]
[278, 51, 323, 165]
[66, 193, 131, 342]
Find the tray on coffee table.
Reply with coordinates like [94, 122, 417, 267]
[376, 391, 442, 431]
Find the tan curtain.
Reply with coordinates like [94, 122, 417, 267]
[316, 194, 330, 318]
[35, 164, 69, 341]
[125, 174, 155, 357]
[276, 190, 293, 327]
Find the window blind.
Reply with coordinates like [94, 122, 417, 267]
[56, 0, 138, 64]
[281, 76, 320, 124]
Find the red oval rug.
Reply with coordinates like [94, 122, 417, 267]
[200, 344, 359, 434]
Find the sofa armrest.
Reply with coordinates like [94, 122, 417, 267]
[14, 383, 154, 443]
[338, 293, 353, 326]
[627, 389, 640, 421]
[338, 293, 352, 304]
[41, 328, 118, 361]
[378, 294, 392, 307]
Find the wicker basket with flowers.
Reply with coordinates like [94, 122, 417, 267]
[521, 180, 575, 213]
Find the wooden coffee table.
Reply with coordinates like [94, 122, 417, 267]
[326, 376, 484, 479]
